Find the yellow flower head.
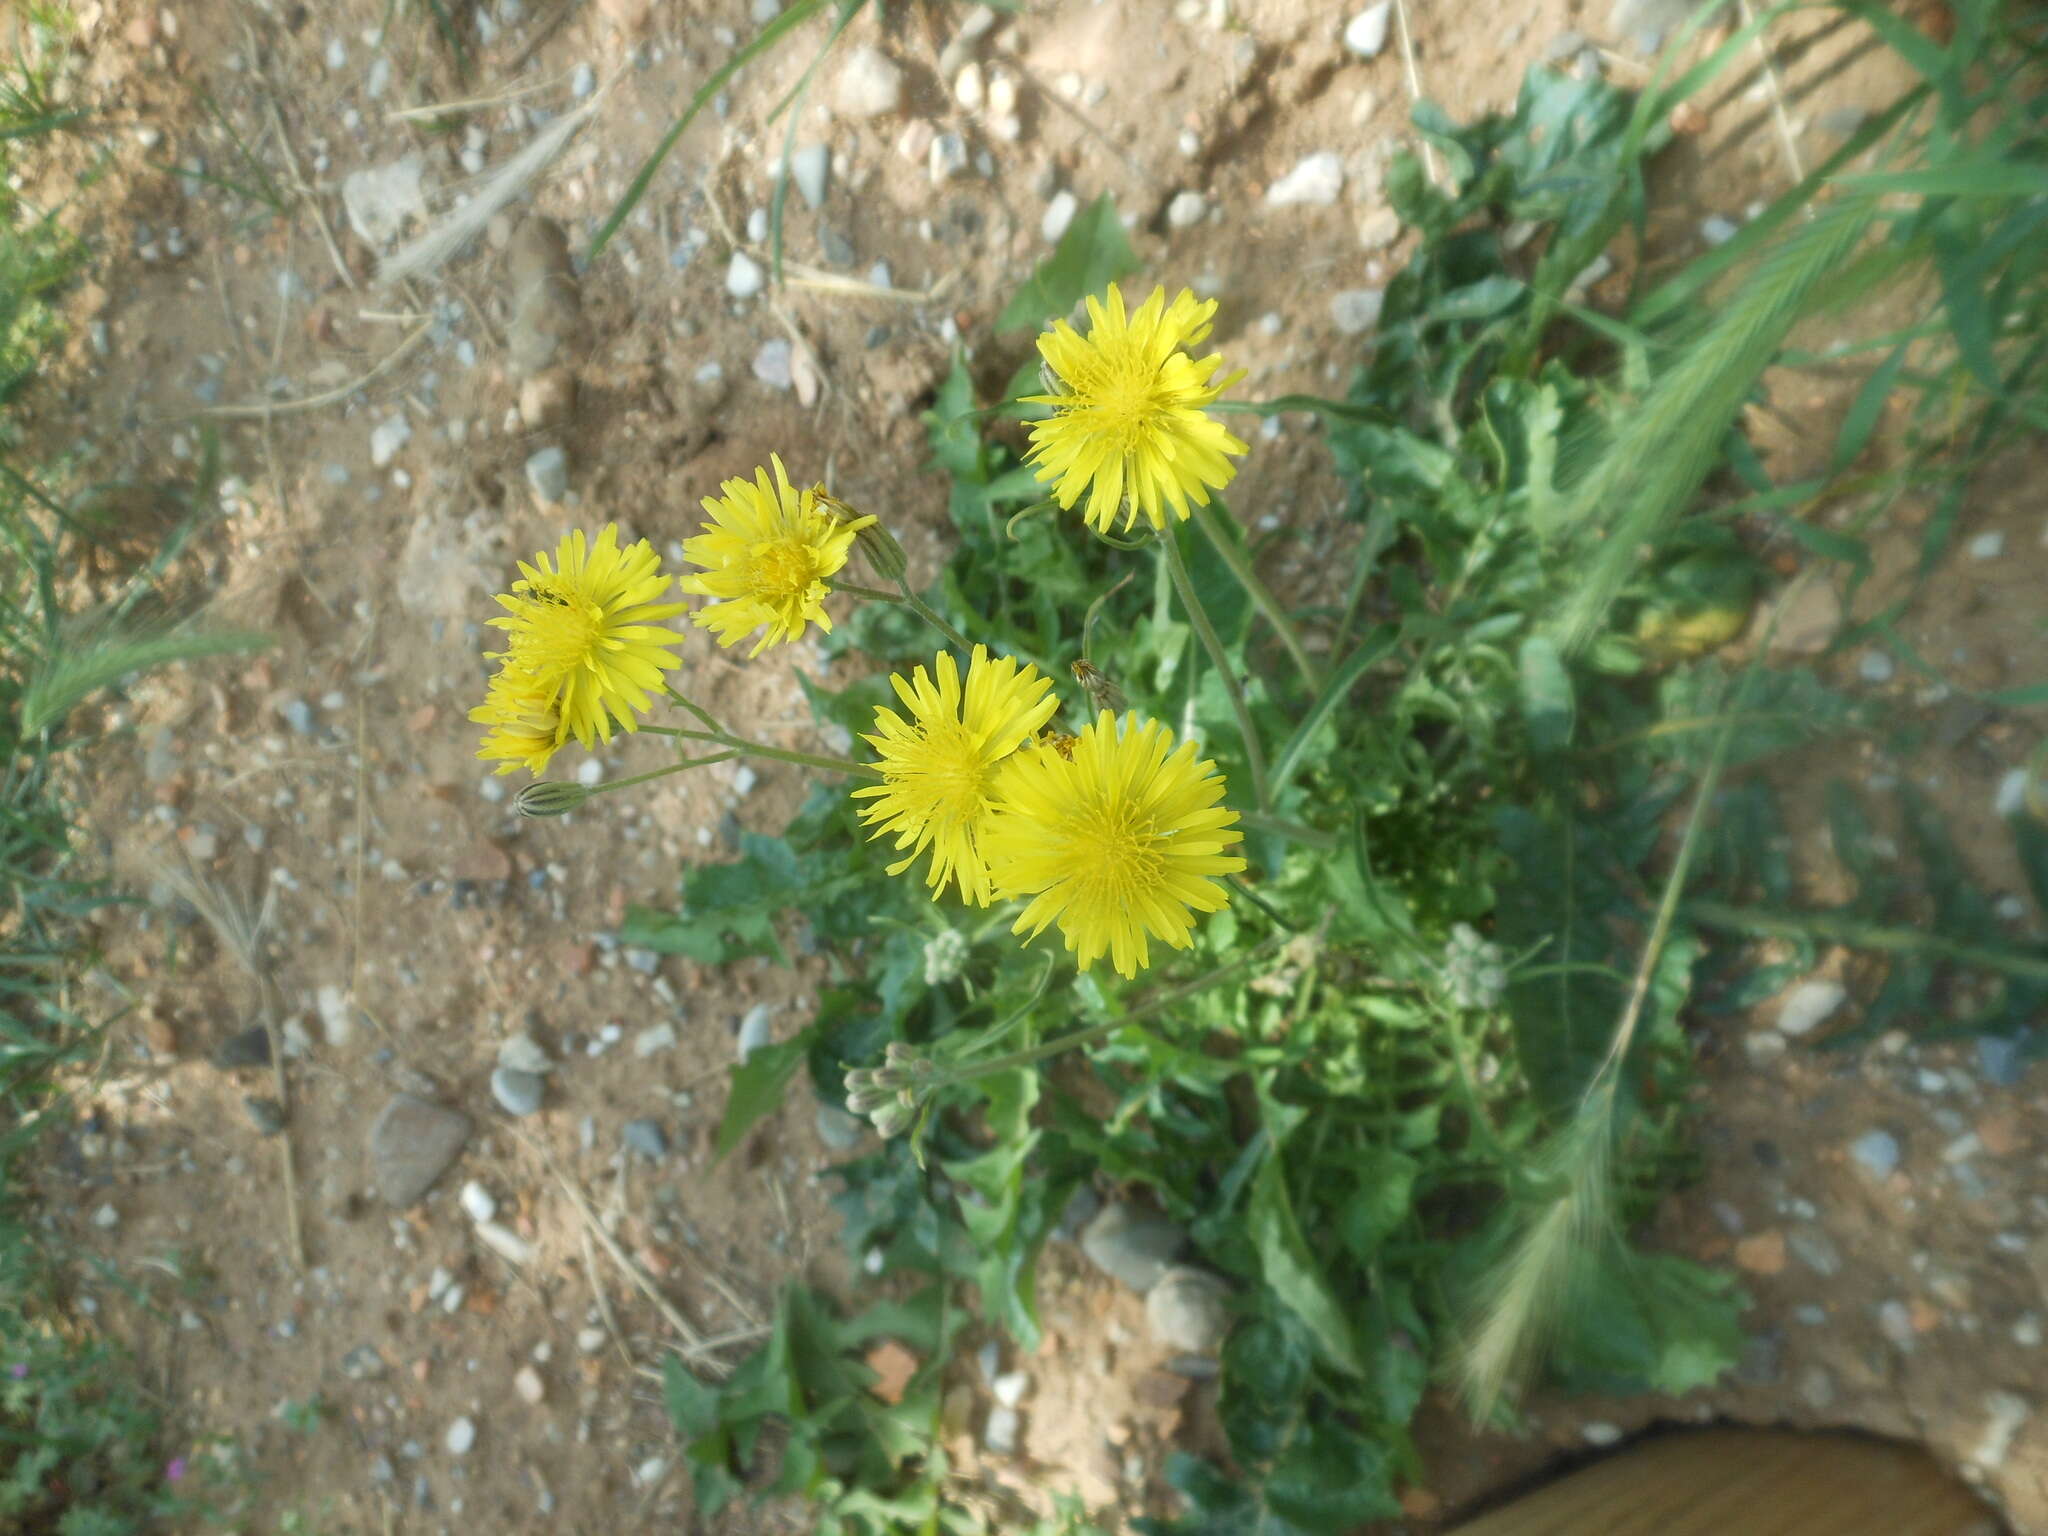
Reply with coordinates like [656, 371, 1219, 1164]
[470, 670, 567, 778]
[852, 645, 1058, 905]
[682, 456, 874, 657]
[1024, 284, 1250, 535]
[487, 524, 687, 749]
[984, 710, 1246, 978]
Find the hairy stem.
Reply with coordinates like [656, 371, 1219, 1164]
[1193, 501, 1324, 692]
[1161, 528, 1270, 811]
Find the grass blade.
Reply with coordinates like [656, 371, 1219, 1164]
[588, 0, 835, 264]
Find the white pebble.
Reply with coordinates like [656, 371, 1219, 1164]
[459, 1181, 497, 1224]
[1343, 2, 1392, 57]
[446, 1416, 477, 1456]
[1582, 1421, 1623, 1447]
[1858, 650, 1895, 684]
[992, 1370, 1030, 1408]
[576, 757, 605, 787]
[732, 765, 759, 797]
[515, 1365, 545, 1404]
[984, 1404, 1020, 1455]
[1041, 189, 1078, 244]
[954, 62, 984, 110]
[93, 1203, 119, 1229]
[1166, 191, 1207, 229]
[725, 250, 765, 299]
[577, 1326, 607, 1354]
[634, 1456, 668, 1488]
[1701, 215, 1739, 246]
[369, 414, 411, 468]
[1969, 530, 2006, 561]
[1776, 979, 1846, 1038]
[1267, 151, 1344, 207]
[570, 63, 596, 99]
[1994, 768, 2030, 819]
[1331, 289, 1384, 335]
[636, 1023, 677, 1056]
[475, 1221, 534, 1266]
[835, 46, 904, 118]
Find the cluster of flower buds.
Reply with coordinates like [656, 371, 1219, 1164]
[843, 1040, 939, 1139]
[1442, 922, 1509, 1012]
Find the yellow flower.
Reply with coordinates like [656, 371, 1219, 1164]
[682, 456, 874, 657]
[470, 671, 567, 777]
[852, 645, 1058, 905]
[1024, 284, 1250, 535]
[487, 524, 687, 748]
[983, 710, 1245, 978]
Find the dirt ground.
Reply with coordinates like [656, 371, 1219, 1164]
[21, 0, 2047, 1530]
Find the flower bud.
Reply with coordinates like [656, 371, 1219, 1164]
[870, 1096, 916, 1140]
[855, 523, 910, 586]
[515, 781, 592, 818]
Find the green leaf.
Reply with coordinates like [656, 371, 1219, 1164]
[1264, 1419, 1402, 1531]
[1550, 1249, 1747, 1396]
[1336, 1148, 1419, 1263]
[1830, 341, 1908, 474]
[1517, 633, 1574, 754]
[714, 1025, 818, 1161]
[1247, 1127, 1363, 1376]
[995, 193, 1138, 331]
[663, 1354, 723, 1439]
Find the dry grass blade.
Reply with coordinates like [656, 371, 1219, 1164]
[377, 89, 602, 285]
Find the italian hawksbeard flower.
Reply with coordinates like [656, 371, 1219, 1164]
[983, 710, 1245, 978]
[470, 670, 567, 777]
[852, 645, 1058, 905]
[483, 523, 687, 757]
[682, 456, 873, 657]
[1024, 284, 1250, 535]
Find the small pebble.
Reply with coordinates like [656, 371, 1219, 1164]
[725, 251, 764, 299]
[1972, 1392, 2030, 1469]
[635, 1023, 677, 1057]
[1581, 1422, 1623, 1447]
[490, 1066, 544, 1117]
[1166, 190, 1207, 229]
[1701, 214, 1739, 246]
[1858, 650, 1895, 684]
[577, 1326, 606, 1354]
[789, 143, 831, 209]
[984, 1404, 1020, 1456]
[93, 1203, 119, 1229]
[623, 1118, 669, 1160]
[1041, 189, 1078, 244]
[1993, 768, 2030, 819]
[1267, 151, 1344, 207]
[1849, 1129, 1900, 1179]
[524, 446, 569, 504]
[369, 414, 411, 468]
[570, 63, 596, 98]
[1968, 531, 2005, 560]
[459, 1181, 497, 1223]
[1331, 289, 1384, 335]
[992, 1370, 1030, 1408]
[496, 1035, 553, 1075]
[1777, 979, 1846, 1037]
[515, 1365, 545, 1404]
[1343, 1, 1392, 57]
[445, 1417, 477, 1457]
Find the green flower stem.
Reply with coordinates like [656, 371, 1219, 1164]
[642, 724, 882, 780]
[1193, 501, 1324, 692]
[1236, 811, 1336, 849]
[662, 685, 724, 735]
[896, 579, 975, 653]
[930, 937, 1284, 1091]
[1161, 527, 1270, 811]
[582, 753, 738, 797]
[1685, 899, 2048, 984]
[835, 581, 907, 604]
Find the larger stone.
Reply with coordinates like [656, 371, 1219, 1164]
[369, 1094, 471, 1207]
[1080, 1201, 1186, 1293]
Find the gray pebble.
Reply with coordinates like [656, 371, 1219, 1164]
[1787, 1227, 1842, 1278]
[524, 446, 569, 504]
[1080, 1201, 1186, 1293]
[211, 1024, 273, 1071]
[369, 1094, 472, 1207]
[570, 63, 596, 99]
[752, 338, 794, 390]
[1331, 289, 1384, 335]
[1777, 978, 1846, 1037]
[281, 698, 315, 735]
[815, 1101, 864, 1151]
[243, 1096, 287, 1136]
[1849, 1129, 1900, 1179]
[1977, 1032, 2028, 1086]
[490, 1067, 545, 1117]
[1858, 649, 1895, 684]
[623, 1117, 669, 1160]
[1798, 1364, 1837, 1410]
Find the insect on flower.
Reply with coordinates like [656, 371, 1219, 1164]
[1071, 658, 1125, 715]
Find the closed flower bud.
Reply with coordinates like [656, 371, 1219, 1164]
[870, 1096, 916, 1140]
[515, 781, 592, 818]
[855, 523, 910, 586]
